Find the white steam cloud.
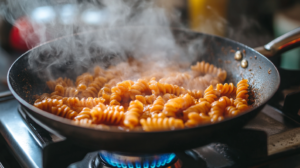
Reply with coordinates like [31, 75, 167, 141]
[1, 0, 204, 81]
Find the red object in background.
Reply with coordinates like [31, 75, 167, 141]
[9, 17, 39, 51]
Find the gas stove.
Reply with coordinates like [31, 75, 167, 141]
[0, 72, 300, 168]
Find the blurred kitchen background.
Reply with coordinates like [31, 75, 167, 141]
[0, 0, 300, 92]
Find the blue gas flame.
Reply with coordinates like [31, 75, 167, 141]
[100, 152, 176, 168]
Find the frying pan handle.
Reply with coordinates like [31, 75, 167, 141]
[255, 27, 300, 57]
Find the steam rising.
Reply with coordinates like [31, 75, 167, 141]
[2, 0, 203, 80]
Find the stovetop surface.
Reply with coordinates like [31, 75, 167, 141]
[1, 93, 300, 168]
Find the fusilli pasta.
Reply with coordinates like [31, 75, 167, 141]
[91, 104, 125, 125]
[140, 117, 184, 131]
[34, 60, 251, 132]
[123, 100, 144, 128]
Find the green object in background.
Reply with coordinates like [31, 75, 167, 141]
[274, 8, 300, 70]
[275, 24, 300, 70]
[280, 49, 300, 70]
[274, 25, 300, 70]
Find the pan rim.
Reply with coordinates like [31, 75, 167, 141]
[7, 27, 280, 134]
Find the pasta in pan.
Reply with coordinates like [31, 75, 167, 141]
[124, 100, 144, 128]
[140, 117, 184, 131]
[34, 60, 251, 132]
[92, 105, 125, 125]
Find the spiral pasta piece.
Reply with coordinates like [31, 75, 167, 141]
[50, 95, 64, 99]
[150, 96, 165, 113]
[145, 95, 157, 104]
[124, 100, 144, 128]
[98, 85, 111, 104]
[186, 89, 203, 99]
[140, 117, 184, 131]
[51, 84, 79, 97]
[74, 107, 92, 121]
[185, 112, 211, 127]
[50, 104, 78, 119]
[135, 95, 146, 104]
[46, 77, 74, 91]
[191, 61, 227, 82]
[34, 98, 63, 111]
[135, 95, 157, 104]
[234, 98, 249, 111]
[216, 83, 236, 97]
[140, 105, 152, 119]
[159, 73, 191, 87]
[149, 78, 185, 96]
[76, 73, 94, 90]
[191, 61, 217, 75]
[225, 106, 240, 117]
[64, 87, 79, 97]
[82, 76, 107, 97]
[236, 79, 249, 101]
[91, 104, 125, 125]
[183, 101, 211, 121]
[163, 94, 195, 117]
[129, 79, 150, 99]
[110, 80, 133, 105]
[90, 103, 106, 122]
[209, 101, 226, 120]
[199, 85, 220, 103]
[62, 97, 105, 108]
[209, 96, 234, 122]
[80, 97, 103, 107]
[62, 97, 81, 107]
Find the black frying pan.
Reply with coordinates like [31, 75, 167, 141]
[7, 27, 300, 153]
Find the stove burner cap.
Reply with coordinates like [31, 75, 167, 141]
[99, 151, 177, 168]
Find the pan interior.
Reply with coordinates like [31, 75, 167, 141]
[8, 28, 279, 127]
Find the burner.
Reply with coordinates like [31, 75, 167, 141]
[99, 151, 181, 168]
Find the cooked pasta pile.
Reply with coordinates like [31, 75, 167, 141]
[34, 60, 250, 131]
